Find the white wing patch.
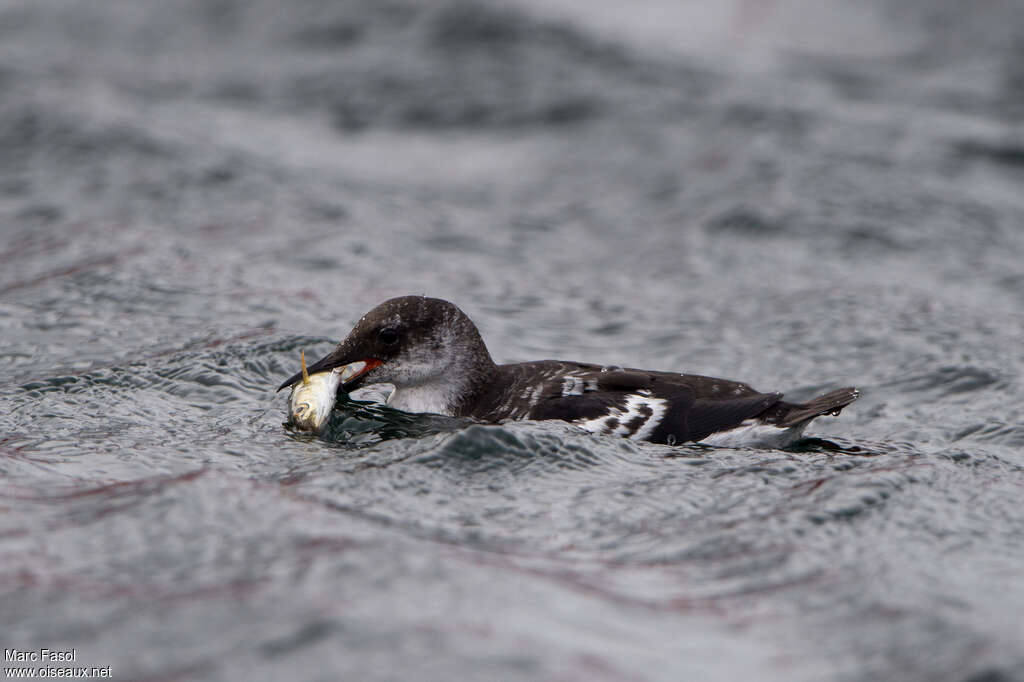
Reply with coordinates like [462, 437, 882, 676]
[575, 394, 667, 441]
[698, 420, 806, 448]
[561, 376, 584, 396]
[560, 375, 599, 397]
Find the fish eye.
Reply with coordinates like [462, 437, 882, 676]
[378, 327, 399, 346]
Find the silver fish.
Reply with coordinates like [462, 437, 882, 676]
[287, 351, 370, 432]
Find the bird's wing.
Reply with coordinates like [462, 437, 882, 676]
[516, 362, 782, 443]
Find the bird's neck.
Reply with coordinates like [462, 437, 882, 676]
[387, 332, 500, 417]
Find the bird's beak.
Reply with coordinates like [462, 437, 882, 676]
[277, 348, 382, 392]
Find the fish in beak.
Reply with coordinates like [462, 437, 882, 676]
[282, 350, 382, 432]
[277, 349, 381, 393]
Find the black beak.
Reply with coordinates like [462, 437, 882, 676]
[276, 349, 381, 392]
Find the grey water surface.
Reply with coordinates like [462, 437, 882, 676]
[2, 0, 1024, 680]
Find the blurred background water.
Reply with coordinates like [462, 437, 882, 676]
[2, 0, 1024, 680]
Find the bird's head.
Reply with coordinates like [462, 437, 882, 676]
[277, 296, 494, 404]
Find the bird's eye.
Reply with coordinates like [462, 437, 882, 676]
[378, 327, 399, 346]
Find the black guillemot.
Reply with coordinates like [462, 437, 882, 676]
[278, 296, 858, 447]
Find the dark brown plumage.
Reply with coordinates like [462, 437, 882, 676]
[279, 296, 858, 447]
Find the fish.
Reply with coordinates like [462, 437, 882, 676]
[287, 350, 372, 432]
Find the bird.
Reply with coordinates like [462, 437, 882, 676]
[277, 295, 858, 447]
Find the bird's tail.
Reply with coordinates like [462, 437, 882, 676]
[764, 387, 860, 428]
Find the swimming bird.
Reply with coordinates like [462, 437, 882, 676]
[277, 296, 858, 447]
